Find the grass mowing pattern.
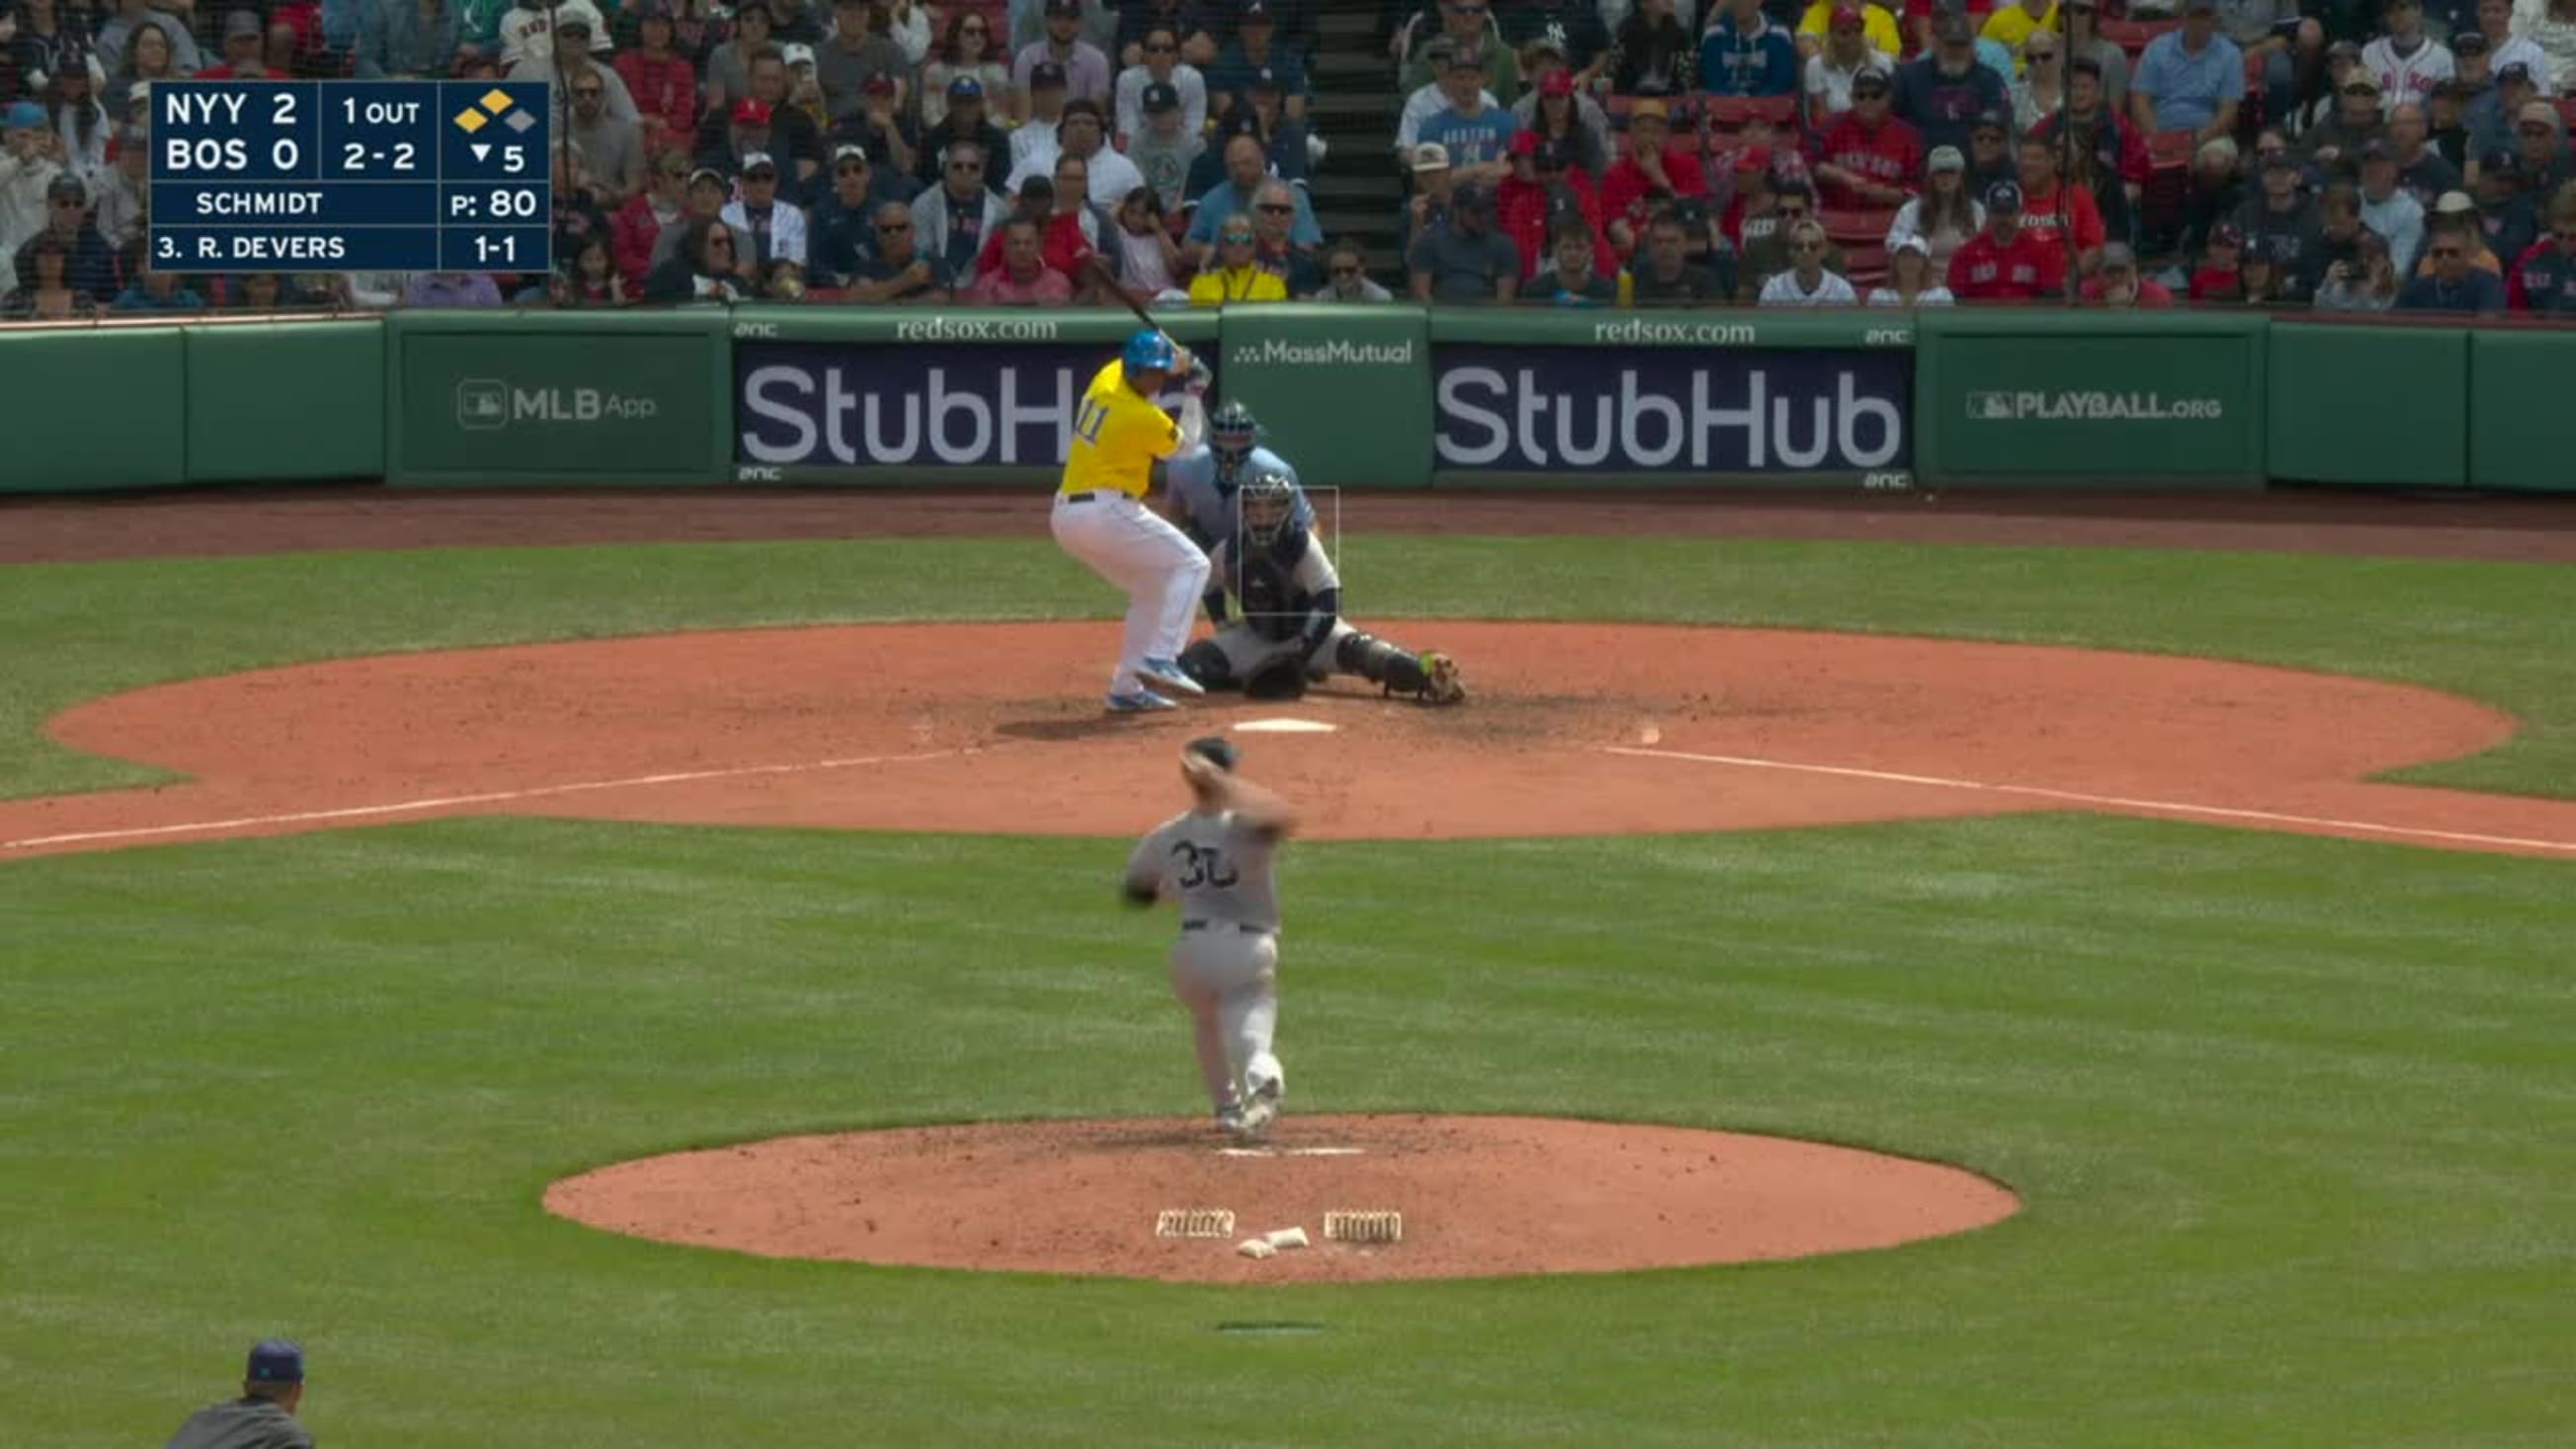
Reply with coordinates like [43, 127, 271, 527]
[4, 814, 2569, 1447]
[2, 536, 2572, 800]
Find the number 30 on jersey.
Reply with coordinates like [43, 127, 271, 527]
[1170, 843, 1237, 889]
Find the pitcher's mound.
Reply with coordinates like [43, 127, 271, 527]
[545, 1114, 2020, 1283]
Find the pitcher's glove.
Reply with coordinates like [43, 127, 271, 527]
[1243, 650, 1310, 701]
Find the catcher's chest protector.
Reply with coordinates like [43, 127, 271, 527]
[1237, 551, 1307, 644]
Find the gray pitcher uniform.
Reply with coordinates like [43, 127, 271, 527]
[1125, 806, 1285, 1119]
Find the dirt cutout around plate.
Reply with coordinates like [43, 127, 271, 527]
[544, 1115, 2022, 1284]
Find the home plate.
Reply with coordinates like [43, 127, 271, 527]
[1217, 1146, 1366, 1158]
[1233, 718, 1337, 734]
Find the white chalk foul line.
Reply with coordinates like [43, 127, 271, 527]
[1602, 746, 2576, 855]
[0, 749, 967, 852]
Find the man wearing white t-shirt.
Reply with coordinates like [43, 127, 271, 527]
[1758, 219, 1860, 303]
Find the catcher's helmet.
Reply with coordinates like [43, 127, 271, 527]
[1240, 470, 1300, 550]
[1121, 328, 1177, 380]
[1210, 401, 1260, 463]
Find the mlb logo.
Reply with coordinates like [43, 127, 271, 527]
[1967, 391, 2017, 421]
[455, 379, 509, 430]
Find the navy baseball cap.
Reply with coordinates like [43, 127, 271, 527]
[2480, 147, 2520, 176]
[1249, 64, 1283, 92]
[247, 1339, 305, 1385]
[1143, 80, 1180, 112]
[1985, 179, 2025, 211]
[1030, 59, 1068, 88]
[948, 74, 984, 100]
[1185, 737, 1239, 772]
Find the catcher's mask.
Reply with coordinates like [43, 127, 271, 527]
[1209, 402, 1259, 469]
[1240, 471, 1299, 551]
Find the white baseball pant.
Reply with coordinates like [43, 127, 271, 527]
[1050, 490, 1211, 697]
[1168, 924, 1282, 1113]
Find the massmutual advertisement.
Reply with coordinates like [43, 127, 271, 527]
[1431, 344, 1912, 482]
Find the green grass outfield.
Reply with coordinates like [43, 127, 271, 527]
[2, 534, 2571, 1446]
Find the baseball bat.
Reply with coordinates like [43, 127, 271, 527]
[1085, 253, 1164, 336]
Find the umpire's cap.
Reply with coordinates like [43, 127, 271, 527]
[1184, 737, 1239, 772]
[1122, 328, 1177, 377]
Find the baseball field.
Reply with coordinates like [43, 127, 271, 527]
[3, 491, 2570, 1445]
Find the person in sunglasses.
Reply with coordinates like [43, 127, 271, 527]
[2394, 220, 2507, 307]
[1188, 212, 1291, 302]
[1310, 239, 1394, 299]
[2503, 180, 2576, 309]
[845, 200, 957, 300]
[910, 138, 1010, 274]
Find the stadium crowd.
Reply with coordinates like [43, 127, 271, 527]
[3, 0, 2575, 311]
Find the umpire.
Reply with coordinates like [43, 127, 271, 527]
[163, 1338, 314, 1449]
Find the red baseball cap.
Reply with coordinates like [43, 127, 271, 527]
[731, 98, 771, 125]
[1540, 68, 1574, 98]
[1830, 2, 1864, 26]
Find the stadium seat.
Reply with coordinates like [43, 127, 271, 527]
[1700, 95, 1800, 132]
[1820, 205, 1899, 246]
[2098, 18, 2179, 57]
[1842, 242, 1891, 287]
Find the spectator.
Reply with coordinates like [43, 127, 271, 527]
[2477, 0, 2550, 95]
[1867, 232, 1956, 302]
[107, 22, 179, 123]
[2214, 0, 2321, 116]
[2472, 148, 2541, 256]
[1188, 209, 1289, 300]
[2018, 132, 2108, 271]
[1212, 0, 1310, 121]
[1811, 65, 1922, 205]
[926, 14, 1014, 128]
[1964, 108, 2014, 195]
[1248, 175, 1322, 290]
[1600, 98, 1706, 255]
[550, 142, 615, 255]
[2032, 61, 2148, 236]
[1948, 179, 2067, 297]
[1120, 0, 1222, 70]
[1187, 131, 1322, 255]
[1128, 82, 1205, 207]
[2420, 189, 2504, 270]
[544, 16, 640, 133]
[566, 70, 646, 205]
[1117, 25, 1209, 140]
[92, 127, 145, 253]
[972, 171, 1072, 274]
[1404, 140, 1456, 243]
[1409, 181, 1519, 299]
[1809, 6, 1897, 121]
[809, 142, 882, 282]
[1313, 238, 1395, 299]
[844, 200, 958, 300]
[2180, 134, 2247, 254]
[2301, 68, 2385, 174]
[1396, 38, 1485, 154]
[703, 3, 776, 119]
[2508, 99, 2576, 197]
[1497, 134, 1607, 272]
[198, 9, 282, 79]
[1798, 0, 1902, 62]
[109, 256, 200, 310]
[647, 165, 732, 271]
[358, 0, 462, 77]
[969, 213, 1078, 300]
[1507, 0, 1611, 76]
[832, 73, 919, 192]
[1219, 69, 1315, 183]
[644, 211, 753, 301]
[2396, 220, 2507, 304]
[618, 4, 699, 152]
[2358, 138, 2429, 270]
[920, 77, 1014, 188]
[2078, 239, 2174, 304]
[1, 100, 64, 283]
[2504, 180, 2576, 309]
[2189, 219, 2248, 296]
[915, 138, 1009, 273]
[497, 0, 609, 79]
[1012, 60, 1071, 174]
[2131, 0, 2245, 147]
[1738, 183, 1838, 295]
[2008, 30, 2063, 132]
[1516, 65, 1609, 179]
[1979, 0, 2053, 68]
[1110, 185, 1187, 297]
[2427, 75, 2477, 167]
[2232, 148, 2325, 297]
[1016, 0, 1112, 106]
[94, 0, 205, 76]
[1894, 11, 2011, 156]
[1418, 45, 1520, 181]
[1, 230, 92, 316]
[162, 1340, 312, 1449]
[1703, 0, 1799, 98]
[1517, 218, 1619, 301]
[769, 0, 831, 46]
[1405, 0, 1522, 103]
[1756, 217, 1858, 303]
[2385, 101, 2464, 205]
[1618, 206, 1728, 300]
[2312, 220, 2399, 307]
[2518, 0, 2576, 83]
[613, 147, 694, 288]
[1887, 144, 1985, 266]
[2366, 0, 2455, 109]
[814, 0, 907, 120]
[1721, 143, 1781, 249]
[20, 171, 113, 300]
[1612, 0, 1694, 95]
[549, 232, 629, 305]
[230, 270, 343, 311]
[2235, 249, 2289, 301]
[885, 0, 933, 66]
[404, 270, 505, 306]
[2059, 0, 2133, 113]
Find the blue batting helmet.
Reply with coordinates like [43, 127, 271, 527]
[1121, 328, 1177, 377]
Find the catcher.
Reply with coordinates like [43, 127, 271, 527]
[1176, 472, 1466, 706]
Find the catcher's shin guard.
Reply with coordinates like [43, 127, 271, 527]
[1334, 632, 1466, 705]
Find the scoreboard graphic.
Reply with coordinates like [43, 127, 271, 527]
[149, 81, 554, 274]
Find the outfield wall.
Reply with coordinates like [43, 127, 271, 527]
[0, 307, 2565, 495]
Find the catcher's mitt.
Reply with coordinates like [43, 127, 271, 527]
[1243, 651, 1311, 701]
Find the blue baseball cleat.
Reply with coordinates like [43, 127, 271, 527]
[1137, 657, 1206, 696]
[1106, 688, 1179, 713]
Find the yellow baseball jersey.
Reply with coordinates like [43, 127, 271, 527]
[1059, 360, 1184, 499]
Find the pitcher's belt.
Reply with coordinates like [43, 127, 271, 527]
[1182, 921, 1271, 934]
